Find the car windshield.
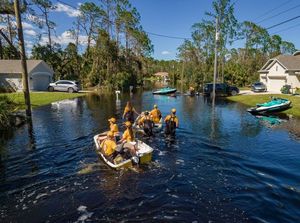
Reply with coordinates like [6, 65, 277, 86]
[254, 83, 263, 86]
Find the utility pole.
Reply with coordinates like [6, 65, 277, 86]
[14, 0, 31, 117]
[212, 17, 219, 102]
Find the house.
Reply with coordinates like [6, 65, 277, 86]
[0, 60, 54, 91]
[258, 51, 300, 92]
[153, 72, 170, 83]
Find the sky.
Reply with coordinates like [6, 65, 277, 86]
[3, 0, 300, 60]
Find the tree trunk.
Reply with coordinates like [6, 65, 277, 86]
[44, 7, 52, 51]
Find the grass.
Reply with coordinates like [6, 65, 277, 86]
[227, 94, 300, 117]
[0, 92, 86, 109]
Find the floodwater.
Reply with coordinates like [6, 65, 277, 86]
[0, 91, 300, 222]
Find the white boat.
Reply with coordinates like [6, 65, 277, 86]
[93, 133, 153, 169]
[133, 113, 163, 133]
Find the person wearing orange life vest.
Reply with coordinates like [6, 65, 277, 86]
[150, 104, 162, 124]
[100, 131, 119, 161]
[164, 108, 179, 136]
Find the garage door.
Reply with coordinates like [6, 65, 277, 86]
[32, 74, 51, 91]
[267, 77, 286, 92]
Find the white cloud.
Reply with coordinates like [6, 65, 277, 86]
[39, 31, 88, 46]
[24, 29, 37, 36]
[54, 3, 81, 17]
[161, 50, 171, 55]
[11, 21, 34, 30]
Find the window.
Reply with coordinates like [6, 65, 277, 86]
[276, 66, 278, 71]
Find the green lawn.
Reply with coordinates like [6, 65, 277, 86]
[227, 94, 300, 117]
[0, 92, 86, 109]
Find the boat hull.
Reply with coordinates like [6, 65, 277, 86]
[93, 134, 153, 169]
[247, 100, 291, 115]
[152, 89, 177, 95]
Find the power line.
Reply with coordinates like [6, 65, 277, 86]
[145, 32, 191, 40]
[271, 22, 300, 34]
[266, 15, 300, 29]
[55, 0, 191, 40]
[257, 3, 300, 24]
[254, 0, 294, 22]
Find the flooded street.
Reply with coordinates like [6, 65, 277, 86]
[1, 91, 300, 222]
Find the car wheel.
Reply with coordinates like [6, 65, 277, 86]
[68, 87, 74, 93]
[231, 90, 237, 96]
[48, 86, 54, 92]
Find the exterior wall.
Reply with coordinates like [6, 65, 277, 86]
[0, 73, 22, 91]
[286, 72, 300, 88]
[29, 62, 53, 91]
[267, 61, 287, 77]
[259, 74, 267, 85]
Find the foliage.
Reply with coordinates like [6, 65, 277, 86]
[0, 95, 15, 129]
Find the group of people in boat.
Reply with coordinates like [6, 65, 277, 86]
[97, 101, 179, 163]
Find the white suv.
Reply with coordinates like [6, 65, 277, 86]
[48, 80, 80, 93]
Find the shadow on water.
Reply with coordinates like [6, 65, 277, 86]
[0, 92, 299, 222]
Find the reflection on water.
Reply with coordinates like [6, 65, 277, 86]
[0, 92, 300, 222]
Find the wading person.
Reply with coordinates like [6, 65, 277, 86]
[150, 104, 162, 124]
[164, 108, 179, 136]
[138, 111, 154, 136]
[122, 101, 139, 123]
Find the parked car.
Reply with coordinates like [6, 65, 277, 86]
[203, 83, 239, 96]
[251, 82, 267, 92]
[48, 80, 80, 93]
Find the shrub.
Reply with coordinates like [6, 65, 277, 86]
[0, 95, 15, 129]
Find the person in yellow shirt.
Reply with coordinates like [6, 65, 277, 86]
[122, 101, 139, 123]
[150, 104, 162, 124]
[118, 121, 137, 157]
[164, 108, 179, 136]
[100, 131, 118, 161]
[138, 111, 154, 136]
[108, 117, 119, 138]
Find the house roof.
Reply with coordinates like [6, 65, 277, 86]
[259, 53, 300, 72]
[153, 72, 169, 77]
[0, 60, 54, 74]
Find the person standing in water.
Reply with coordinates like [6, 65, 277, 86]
[138, 111, 154, 136]
[164, 108, 179, 136]
[150, 104, 162, 124]
[122, 101, 139, 123]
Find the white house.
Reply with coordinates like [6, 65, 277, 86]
[258, 51, 300, 92]
[0, 60, 54, 91]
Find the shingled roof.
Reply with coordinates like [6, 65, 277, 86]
[259, 53, 300, 72]
[0, 60, 53, 74]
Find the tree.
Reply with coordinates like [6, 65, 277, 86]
[32, 0, 56, 51]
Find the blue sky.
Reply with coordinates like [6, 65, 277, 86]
[8, 0, 300, 60]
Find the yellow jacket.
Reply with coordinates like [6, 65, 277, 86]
[100, 139, 117, 156]
[150, 108, 162, 123]
[122, 129, 134, 142]
[110, 123, 119, 136]
[164, 115, 179, 127]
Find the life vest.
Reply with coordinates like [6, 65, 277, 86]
[125, 110, 134, 122]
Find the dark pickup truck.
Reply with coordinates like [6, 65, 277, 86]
[203, 83, 239, 96]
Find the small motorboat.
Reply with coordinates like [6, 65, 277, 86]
[93, 133, 153, 169]
[247, 97, 292, 115]
[133, 113, 163, 133]
[153, 87, 177, 95]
